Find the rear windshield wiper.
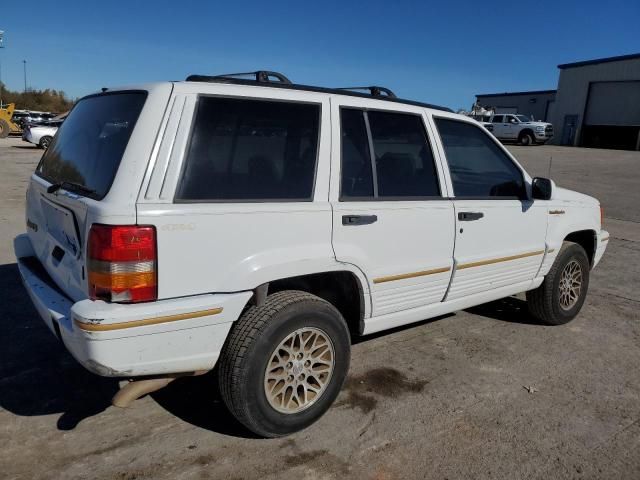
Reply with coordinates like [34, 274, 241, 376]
[47, 181, 96, 196]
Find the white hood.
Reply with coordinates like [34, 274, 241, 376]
[553, 187, 599, 206]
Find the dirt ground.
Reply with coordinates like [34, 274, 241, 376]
[0, 137, 638, 480]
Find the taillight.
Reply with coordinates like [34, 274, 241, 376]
[600, 206, 604, 227]
[88, 224, 157, 303]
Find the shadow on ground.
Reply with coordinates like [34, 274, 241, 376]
[0, 259, 543, 436]
[0, 263, 119, 430]
[151, 372, 259, 438]
[466, 296, 542, 325]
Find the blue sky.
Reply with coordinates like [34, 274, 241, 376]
[1, 0, 638, 110]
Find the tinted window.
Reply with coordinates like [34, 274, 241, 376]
[340, 109, 374, 198]
[491, 115, 504, 123]
[37, 92, 147, 200]
[435, 118, 526, 198]
[340, 109, 440, 200]
[176, 97, 319, 201]
[368, 111, 439, 197]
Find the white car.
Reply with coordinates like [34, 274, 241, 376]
[22, 121, 62, 149]
[14, 71, 608, 437]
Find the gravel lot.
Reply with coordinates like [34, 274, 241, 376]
[1, 137, 638, 480]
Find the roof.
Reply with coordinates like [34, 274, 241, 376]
[475, 89, 556, 98]
[558, 52, 640, 69]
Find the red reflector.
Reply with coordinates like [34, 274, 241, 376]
[88, 224, 157, 303]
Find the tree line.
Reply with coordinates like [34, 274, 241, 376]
[0, 83, 74, 113]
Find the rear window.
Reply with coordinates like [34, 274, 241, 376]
[36, 92, 147, 200]
[175, 97, 320, 202]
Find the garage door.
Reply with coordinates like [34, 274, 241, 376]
[495, 107, 517, 114]
[585, 81, 640, 126]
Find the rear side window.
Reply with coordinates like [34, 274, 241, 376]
[491, 115, 504, 123]
[435, 118, 526, 199]
[340, 108, 440, 200]
[176, 97, 320, 202]
[36, 92, 147, 200]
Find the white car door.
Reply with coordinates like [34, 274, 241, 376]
[431, 116, 547, 301]
[491, 114, 506, 138]
[330, 98, 455, 317]
[504, 115, 519, 139]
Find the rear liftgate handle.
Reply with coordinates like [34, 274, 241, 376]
[458, 211, 484, 221]
[342, 214, 378, 226]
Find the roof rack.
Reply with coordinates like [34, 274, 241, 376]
[185, 70, 452, 113]
[186, 70, 291, 84]
[334, 86, 396, 98]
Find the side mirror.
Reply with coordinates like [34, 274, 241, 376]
[532, 177, 553, 200]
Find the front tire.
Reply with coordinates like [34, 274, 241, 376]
[218, 290, 351, 438]
[527, 242, 590, 325]
[519, 131, 534, 146]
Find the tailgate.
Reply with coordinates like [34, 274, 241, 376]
[26, 178, 89, 301]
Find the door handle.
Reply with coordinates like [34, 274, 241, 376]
[458, 211, 484, 221]
[342, 214, 378, 226]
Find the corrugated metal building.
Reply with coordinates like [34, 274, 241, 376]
[550, 53, 640, 150]
[475, 90, 556, 122]
[476, 53, 640, 150]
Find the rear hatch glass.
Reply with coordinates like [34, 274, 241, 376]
[36, 91, 147, 200]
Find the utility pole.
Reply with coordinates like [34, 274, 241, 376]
[23, 59, 27, 92]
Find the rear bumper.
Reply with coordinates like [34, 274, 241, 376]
[14, 234, 251, 377]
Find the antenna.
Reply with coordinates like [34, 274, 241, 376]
[547, 155, 553, 178]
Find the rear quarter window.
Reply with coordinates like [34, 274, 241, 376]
[175, 96, 320, 202]
[36, 91, 147, 200]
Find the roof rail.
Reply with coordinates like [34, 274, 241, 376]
[186, 70, 292, 84]
[335, 86, 397, 98]
[182, 71, 452, 113]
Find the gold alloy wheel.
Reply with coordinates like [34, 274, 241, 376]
[559, 259, 583, 310]
[264, 327, 335, 414]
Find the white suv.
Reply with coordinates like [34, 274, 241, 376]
[15, 71, 608, 437]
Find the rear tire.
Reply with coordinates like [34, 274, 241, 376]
[519, 131, 533, 146]
[527, 242, 590, 325]
[39, 136, 53, 149]
[218, 290, 351, 438]
[0, 119, 10, 138]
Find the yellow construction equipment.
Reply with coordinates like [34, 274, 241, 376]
[0, 103, 21, 138]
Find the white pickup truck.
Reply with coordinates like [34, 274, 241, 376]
[489, 114, 554, 145]
[14, 71, 607, 437]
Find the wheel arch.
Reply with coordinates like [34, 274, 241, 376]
[251, 269, 369, 337]
[518, 128, 535, 139]
[564, 229, 597, 266]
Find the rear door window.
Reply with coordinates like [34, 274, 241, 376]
[368, 111, 440, 198]
[176, 97, 320, 202]
[36, 92, 147, 200]
[491, 115, 504, 123]
[340, 108, 440, 200]
[340, 109, 374, 198]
